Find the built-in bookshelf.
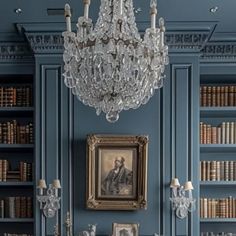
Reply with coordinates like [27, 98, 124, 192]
[0, 76, 34, 236]
[200, 74, 236, 235]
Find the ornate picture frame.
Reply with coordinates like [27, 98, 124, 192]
[86, 134, 148, 210]
[112, 223, 139, 236]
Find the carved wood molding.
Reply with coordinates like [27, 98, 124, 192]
[25, 33, 64, 54]
[201, 43, 236, 60]
[166, 33, 209, 50]
[0, 43, 33, 61]
[24, 32, 210, 54]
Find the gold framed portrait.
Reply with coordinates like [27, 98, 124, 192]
[86, 134, 148, 210]
[112, 223, 139, 236]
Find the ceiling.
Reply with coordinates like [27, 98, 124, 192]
[1, 0, 236, 39]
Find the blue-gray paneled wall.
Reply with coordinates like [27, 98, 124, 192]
[35, 56, 72, 236]
[29, 53, 200, 236]
[73, 85, 162, 235]
[72, 55, 200, 236]
[162, 56, 200, 236]
[2, 25, 203, 236]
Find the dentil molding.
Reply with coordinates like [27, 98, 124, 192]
[0, 42, 33, 62]
[200, 43, 236, 61]
[25, 33, 64, 54]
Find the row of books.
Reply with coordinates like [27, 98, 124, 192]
[0, 121, 33, 144]
[200, 85, 236, 107]
[0, 160, 33, 182]
[3, 234, 33, 236]
[0, 86, 32, 107]
[0, 197, 33, 218]
[200, 122, 236, 144]
[200, 161, 236, 181]
[200, 197, 236, 218]
[201, 233, 236, 236]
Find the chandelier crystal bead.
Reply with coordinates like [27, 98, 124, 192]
[63, 0, 169, 123]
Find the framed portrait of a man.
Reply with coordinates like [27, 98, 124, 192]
[86, 135, 148, 210]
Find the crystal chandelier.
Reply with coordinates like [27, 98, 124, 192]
[63, 0, 168, 122]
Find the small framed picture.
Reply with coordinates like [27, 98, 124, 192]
[112, 223, 139, 236]
[86, 134, 148, 210]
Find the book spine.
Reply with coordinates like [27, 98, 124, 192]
[202, 86, 207, 107]
[224, 86, 229, 106]
[221, 86, 225, 106]
[229, 86, 234, 106]
[226, 122, 230, 144]
[222, 122, 226, 144]
[207, 86, 212, 107]
[230, 122, 235, 144]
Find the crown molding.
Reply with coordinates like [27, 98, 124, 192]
[17, 22, 216, 54]
[0, 42, 33, 62]
[200, 42, 236, 61]
[25, 33, 64, 54]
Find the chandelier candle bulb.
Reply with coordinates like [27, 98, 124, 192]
[159, 18, 165, 47]
[150, 4, 157, 29]
[64, 4, 72, 32]
[83, 0, 90, 19]
[119, 0, 123, 16]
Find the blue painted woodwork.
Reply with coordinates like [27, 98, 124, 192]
[162, 55, 200, 236]
[34, 55, 72, 236]
[1, 19, 236, 236]
[73, 87, 162, 235]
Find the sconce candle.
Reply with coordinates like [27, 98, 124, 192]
[37, 179, 47, 195]
[170, 178, 180, 197]
[52, 179, 61, 197]
[170, 179, 196, 219]
[184, 181, 194, 199]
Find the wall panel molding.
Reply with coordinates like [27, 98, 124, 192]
[162, 56, 199, 236]
[35, 57, 72, 236]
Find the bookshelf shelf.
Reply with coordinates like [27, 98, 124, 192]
[200, 144, 236, 153]
[200, 181, 236, 186]
[0, 107, 34, 111]
[200, 218, 236, 223]
[200, 107, 236, 118]
[0, 144, 34, 149]
[0, 218, 34, 223]
[0, 182, 33, 186]
[0, 107, 34, 117]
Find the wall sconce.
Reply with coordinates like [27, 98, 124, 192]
[169, 178, 196, 219]
[37, 179, 61, 218]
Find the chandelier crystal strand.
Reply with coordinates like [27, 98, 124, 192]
[63, 0, 168, 123]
